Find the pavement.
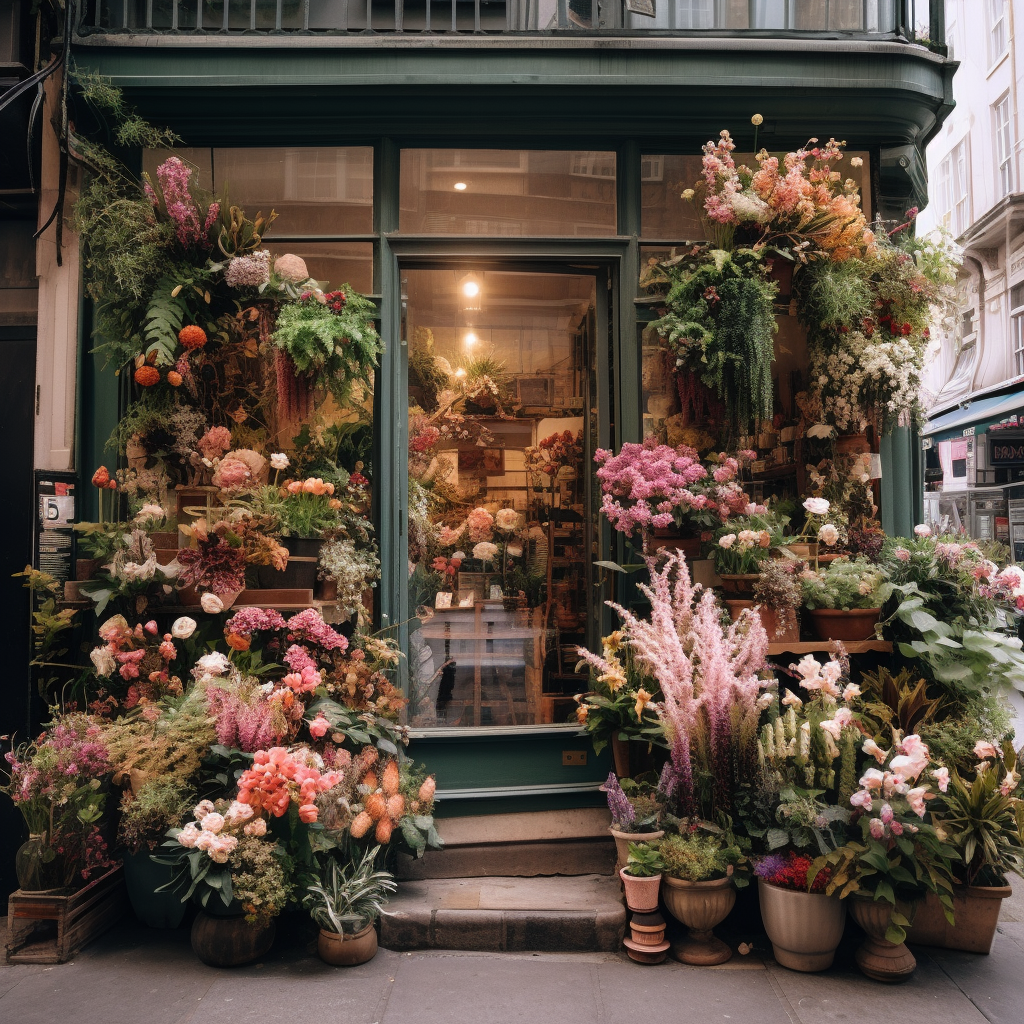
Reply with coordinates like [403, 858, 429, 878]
[3, 889, 1024, 1024]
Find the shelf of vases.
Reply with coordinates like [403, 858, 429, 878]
[766, 641, 892, 656]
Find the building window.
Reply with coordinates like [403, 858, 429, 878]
[995, 95, 1014, 198]
[990, 0, 1007, 65]
[937, 139, 970, 236]
[1012, 285, 1024, 376]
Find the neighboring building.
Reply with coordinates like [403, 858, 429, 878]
[9, 3, 955, 828]
[918, 0, 1024, 546]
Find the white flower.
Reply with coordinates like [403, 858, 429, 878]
[850, 157, 864, 168]
[270, 453, 290, 471]
[171, 616, 197, 639]
[200, 592, 225, 614]
[781, 692, 803, 709]
[495, 508, 520, 532]
[803, 497, 830, 516]
[718, 533, 736, 550]
[472, 541, 498, 562]
[817, 523, 839, 546]
[195, 652, 231, 678]
[806, 423, 835, 439]
[914, 524, 932, 537]
[89, 646, 116, 677]
[134, 503, 166, 521]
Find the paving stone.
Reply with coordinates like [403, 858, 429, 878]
[923, 930, 1024, 1024]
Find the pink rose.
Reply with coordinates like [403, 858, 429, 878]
[298, 803, 318, 824]
[308, 716, 329, 739]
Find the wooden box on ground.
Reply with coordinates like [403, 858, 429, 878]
[5, 864, 128, 964]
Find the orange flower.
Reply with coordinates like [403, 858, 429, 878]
[178, 325, 207, 350]
[134, 365, 160, 387]
[167, 370, 183, 387]
[225, 632, 250, 652]
[91, 466, 110, 487]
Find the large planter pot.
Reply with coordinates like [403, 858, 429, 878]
[318, 923, 378, 966]
[662, 875, 735, 965]
[848, 897, 917, 982]
[610, 827, 665, 873]
[718, 573, 760, 596]
[619, 869, 662, 913]
[905, 885, 1011, 954]
[758, 879, 846, 972]
[15, 835, 76, 893]
[122, 850, 187, 929]
[283, 536, 323, 558]
[808, 607, 881, 642]
[650, 531, 702, 560]
[190, 904, 276, 967]
[836, 432, 871, 456]
[725, 601, 800, 643]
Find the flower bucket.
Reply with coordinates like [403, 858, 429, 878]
[758, 879, 846, 972]
[808, 607, 881, 642]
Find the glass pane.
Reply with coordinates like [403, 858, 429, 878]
[641, 150, 871, 237]
[403, 269, 598, 728]
[400, 150, 617, 236]
[263, 241, 374, 295]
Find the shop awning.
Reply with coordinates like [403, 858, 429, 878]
[925, 390, 1024, 442]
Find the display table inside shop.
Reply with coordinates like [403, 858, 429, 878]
[420, 601, 545, 727]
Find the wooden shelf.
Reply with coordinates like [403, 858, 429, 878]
[767, 641, 892, 656]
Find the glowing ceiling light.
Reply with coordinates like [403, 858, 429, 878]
[454, 182, 468, 191]
[464, 332, 478, 348]
[462, 279, 480, 298]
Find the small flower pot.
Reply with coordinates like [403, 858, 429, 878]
[758, 879, 846, 972]
[624, 910, 670, 964]
[619, 869, 662, 913]
[904, 884, 1011, 954]
[848, 896, 917, 982]
[718, 573, 760, 596]
[808, 607, 881, 642]
[610, 828, 665, 873]
[650, 532, 702, 560]
[662, 875, 735, 965]
[724, 601, 800, 642]
[318, 923, 379, 966]
[783, 541, 818, 561]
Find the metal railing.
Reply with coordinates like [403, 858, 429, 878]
[77, 0, 943, 41]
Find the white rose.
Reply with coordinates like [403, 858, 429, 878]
[914, 524, 932, 537]
[718, 534, 736, 550]
[195, 652, 231, 678]
[803, 497, 830, 516]
[200, 592, 225, 614]
[171, 616, 197, 639]
[89, 646, 116, 678]
[818, 524, 839, 546]
[270, 453, 290, 471]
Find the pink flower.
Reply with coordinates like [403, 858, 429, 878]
[930, 766, 949, 793]
[244, 818, 267, 837]
[200, 812, 225, 834]
[850, 789, 874, 810]
[308, 716, 329, 739]
[974, 740, 1000, 760]
[906, 787, 929, 818]
[999, 769, 1020, 797]
[869, 818, 885, 839]
[862, 738, 888, 763]
[894, 547, 910, 562]
[298, 803, 318, 824]
[859, 768, 885, 791]
[177, 823, 200, 848]
[914, 524, 932, 537]
[879, 803, 894, 824]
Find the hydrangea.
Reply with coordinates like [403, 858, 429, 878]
[224, 250, 271, 289]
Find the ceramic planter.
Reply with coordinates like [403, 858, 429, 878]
[609, 828, 665, 873]
[808, 608, 881, 642]
[191, 902, 276, 966]
[904, 885, 1011, 954]
[122, 850, 187, 929]
[661, 875, 735, 965]
[623, 911, 670, 964]
[848, 896, 916, 982]
[758, 879, 846, 972]
[619, 868, 662, 913]
[724, 601, 800, 642]
[318, 923, 379, 965]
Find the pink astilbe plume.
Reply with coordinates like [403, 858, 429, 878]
[206, 685, 282, 752]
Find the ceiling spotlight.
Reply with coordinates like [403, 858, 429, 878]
[454, 182, 468, 191]
[464, 332, 478, 348]
[459, 272, 482, 312]
[462, 279, 480, 299]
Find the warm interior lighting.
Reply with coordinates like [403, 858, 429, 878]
[453, 182, 468, 191]
[454, 367, 467, 378]
[464, 332, 478, 348]
[462, 279, 480, 298]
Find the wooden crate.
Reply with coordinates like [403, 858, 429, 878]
[6, 864, 128, 964]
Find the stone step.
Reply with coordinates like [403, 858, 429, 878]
[380, 874, 627, 952]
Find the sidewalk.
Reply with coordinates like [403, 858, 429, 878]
[3, 897, 1023, 1024]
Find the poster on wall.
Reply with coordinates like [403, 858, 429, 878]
[34, 471, 76, 587]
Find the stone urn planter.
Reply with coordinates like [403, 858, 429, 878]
[661, 875, 735, 965]
[318, 923, 379, 966]
[848, 896, 917, 982]
[609, 828, 665, 873]
[758, 879, 846, 972]
[619, 868, 662, 913]
[190, 900, 276, 967]
[808, 608, 881, 642]
[904, 884, 1011, 954]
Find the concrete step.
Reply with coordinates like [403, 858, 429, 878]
[380, 874, 627, 952]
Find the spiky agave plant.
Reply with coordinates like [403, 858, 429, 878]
[303, 846, 398, 936]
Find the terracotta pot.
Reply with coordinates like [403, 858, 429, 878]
[650, 532, 702, 560]
[610, 735, 630, 778]
[836, 432, 871, 455]
[624, 911, 670, 964]
[718, 573, 760, 596]
[758, 879, 846, 972]
[848, 897, 916, 982]
[316, 577, 339, 602]
[190, 906, 276, 966]
[808, 607, 881, 642]
[318, 923, 379, 966]
[784, 541, 818, 561]
[725, 601, 800, 642]
[904, 884, 1011, 954]
[662, 875, 735, 965]
[619, 868, 662, 913]
[610, 827, 665, 873]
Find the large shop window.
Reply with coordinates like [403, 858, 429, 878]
[403, 268, 599, 728]
[399, 150, 617, 236]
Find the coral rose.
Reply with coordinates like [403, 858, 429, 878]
[167, 371, 183, 387]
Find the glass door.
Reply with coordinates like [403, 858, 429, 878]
[400, 266, 602, 729]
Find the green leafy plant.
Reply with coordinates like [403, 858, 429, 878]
[655, 831, 730, 882]
[303, 846, 397, 935]
[800, 557, 887, 610]
[623, 841, 665, 878]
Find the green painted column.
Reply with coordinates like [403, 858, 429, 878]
[880, 426, 918, 539]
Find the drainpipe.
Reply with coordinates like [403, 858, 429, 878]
[965, 254, 986, 393]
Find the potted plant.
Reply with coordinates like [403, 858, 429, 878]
[800, 557, 887, 641]
[712, 512, 785, 595]
[727, 559, 801, 642]
[619, 840, 665, 913]
[304, 846, 397, 966]
[657, 829, 741, 965]
[906, 741, 1023, 954]
[602, 772, 666, 870]
[779, 497, 839, 563]
[176, 518, 247, 609]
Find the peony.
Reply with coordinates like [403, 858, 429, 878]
[817, 523, 839, 546]
[718, 533, 736, 549]
[200, 592, 225, 614]
[171, 616, 197, 639]
[495, 508, 520, 532]
[473, 541, 498, 562]
[859, 768, 885, 791]
[914, 524, 931, 537]
[842, 683, 861, 702]
[244, 818, 267, 837]
[195, 651, 231, 678]
[177, 823, 201, 848]
[193, 799, 216, 820]
[308, 716, 330, 740]
[270, 452, 290, 471]
[200, 812, 225, 834]
[803, 497, 830, 516]
[89, 647, 117, 678]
